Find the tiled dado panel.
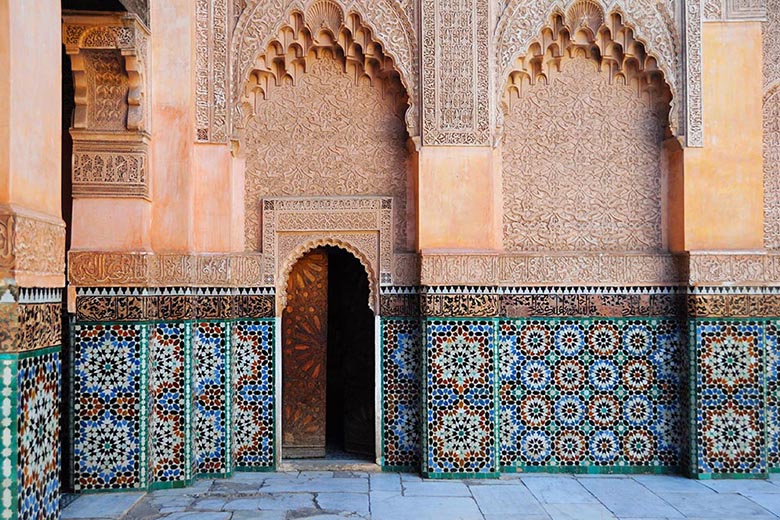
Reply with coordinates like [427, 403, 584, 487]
[232, 321, 275, 469]
[73, 324, 148, 490]
[690, 320, 778, 477]
[499, 319, 685, 472]
[424, 320, 498, 477]
[381, 318, 422, 469]
[0, 348, 61, 520]
[768, 322, 779, 471]
[72, 318, 275, 491]
[193, 322, 231, 475]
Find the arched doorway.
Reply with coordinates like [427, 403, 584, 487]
[281, 246, 376, 460]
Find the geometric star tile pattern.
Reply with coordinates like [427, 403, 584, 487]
[768, 321, 779, 471]
[0, 347, 62, 520]
[498, 319, 685, 471]
[73, 324, 146, 490]
[193, 322, 230, 476]
[233, 320, 275, 469]
[381, 318, 422, 469]
[150, 323, 188, 483]
[694, 320, 766, 476]
[424, 320, 497, 477]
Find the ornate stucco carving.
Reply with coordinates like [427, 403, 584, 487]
[231, 0, 419, 139]
[68, 252, 265, 287]
[243, 55, 412, 256]
[703, 0, 766, 20]
[421, 0, 491, 145]
[262, 197, 397, 290]
[688, 252, 780, 285]
[684, 0, 703, 147]
[277, 236, 379, 314]
[495, 0, 692, 145]
[503, 55, 669, 252]
[419, 252, 687, 286]
[63, 12, 151, 200]
[764, 0, 780, 249]
[0, 206, 66, 287]
[765, 85, 780, 249]
[195, 0, 229, 142]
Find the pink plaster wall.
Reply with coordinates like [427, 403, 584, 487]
[70, 198, 152, 250]
[418, 146, 502, 251]
[0, 0, 61, 218]
[149, 0, 195, 252]
[193, 143, 242, 252]
[684, 22, 765, 250]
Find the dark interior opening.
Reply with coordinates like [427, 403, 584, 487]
[325, 247, 376, 460]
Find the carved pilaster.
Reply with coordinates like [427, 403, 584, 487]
[63, 12, 151, 200]
[421, 0, 491, 145]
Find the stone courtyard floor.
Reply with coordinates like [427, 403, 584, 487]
[62, 471, 780, 520]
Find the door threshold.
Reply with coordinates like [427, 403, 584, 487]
[279, 458, 381, 472]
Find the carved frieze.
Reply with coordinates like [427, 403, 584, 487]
[421, 0, 491, 145]
[0, 288, 63, 353]
[63, 12, 151, 200]
[688, 252, 780, 285]
[0, 206, 66, 287]
[75, 288, 274, 322]
[421, 293, 500, 318]
[420, 253, 688, 287]
[68, 252, 265, 287]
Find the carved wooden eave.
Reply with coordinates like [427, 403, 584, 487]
[63, 11, 152, 200]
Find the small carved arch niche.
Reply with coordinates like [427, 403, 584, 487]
[237, 0, 409, 134]
[503, 1, 672, 116]
[278, 237, 379, 316]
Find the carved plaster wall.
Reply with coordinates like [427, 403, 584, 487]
[765, 0, 780, 249]
[243, 53, 412, 257]
[503, 53, 669, 253]
[231, 0, 418, 139]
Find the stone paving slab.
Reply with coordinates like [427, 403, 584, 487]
[59, 471, 780, 520]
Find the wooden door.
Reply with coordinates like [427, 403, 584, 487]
[282, 248, 328, 458]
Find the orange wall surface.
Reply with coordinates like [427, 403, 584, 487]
[150, 0, 195, 252]
[0, 0, 61, 218]
[684, 22, 764, 251]
[71, 199, 152, 251]
[193, 144, 244, 252]
[418, 146, 502, 251]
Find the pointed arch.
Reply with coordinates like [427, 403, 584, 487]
[231, 0, 418, 140]
[277, 237, 379, 315]
[495, 0, 680, 136]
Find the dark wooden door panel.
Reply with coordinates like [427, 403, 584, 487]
[282, 249, 328, 458]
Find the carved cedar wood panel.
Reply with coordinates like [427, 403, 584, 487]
[502, 57, 667, 252]
[244, 55, 411, 253]
[765, 0, 780, 249]
[282, 248, 329, 457]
